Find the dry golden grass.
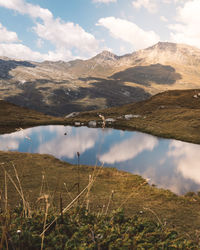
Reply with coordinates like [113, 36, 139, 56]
[68, 89, 200, 144]
[0, 100, 63, 134]
[1, 151, 200, 239]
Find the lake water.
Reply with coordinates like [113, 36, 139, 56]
[1, 125, 200, 195]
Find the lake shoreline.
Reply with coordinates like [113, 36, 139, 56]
[64, 118, 200, 145]
[1, 119, 199, 146]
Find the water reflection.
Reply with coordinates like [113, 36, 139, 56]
[99, 133, 158, 164]
[38, 126, 99, 158]
[0, 129, 32, 151]
[169, 140, 200, 184]
[1, 125, 200, 194]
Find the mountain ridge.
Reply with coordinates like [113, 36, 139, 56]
[1, 41, 200, 116]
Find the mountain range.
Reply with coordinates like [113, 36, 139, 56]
[1, 42, 200, 116]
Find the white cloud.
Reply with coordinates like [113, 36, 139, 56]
[0, 0, 24, 12]
[93, 0, 116, 3]
[132, 0, 158, 13]
[0, 0, 53, 20]
[132, 0, 189, 13]
[0, 23, 19, 43]
[34, 19, 98, 56]
[0, 43, 73, 61]
[169, 0, 200, 48]
[36, 38, 44, 48]
[97, 17, 160, 50]
[0, 0, 99, 61]
[160, 16, 168, 22]
[99, 133, 158, 164]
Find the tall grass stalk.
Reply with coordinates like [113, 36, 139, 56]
[40, 172, 99, 237]
[82, 165, 104, 215]
[39, 174, 45, 196]
[12, 163, 29, 217]
[77, 152, 80, 205]
[118, 180, 147, 209]
[105, 190, 114, 215]
[0, 226, 9, 250]
[143, 207, 163, 227]
[4, 171, 7, 213]
[63, 182, 74, 201]
[3, 168, 29, 218]
[86, 174, 92, 211]
[38, 195, 50, 250]
[59, 193, 63, 223]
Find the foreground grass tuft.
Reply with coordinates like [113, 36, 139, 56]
[0, 206, 197, 249]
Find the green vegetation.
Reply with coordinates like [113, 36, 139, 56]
[1, 206, 196, 249]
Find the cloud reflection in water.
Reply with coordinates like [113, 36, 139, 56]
[38, 126, 99, 159]
[168, 140, 200, 185]
[0, 129, 32, 151]
[99, 133, 158, 164]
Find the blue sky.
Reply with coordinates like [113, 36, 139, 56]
[0, 0, 199, 61]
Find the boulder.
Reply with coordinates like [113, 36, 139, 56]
[65, 112, 80, 118]
[88, 121, 97, 127]
[124, 114, 141, 120]
[74, 122, 81, 126]
[105, 118, 116, 123]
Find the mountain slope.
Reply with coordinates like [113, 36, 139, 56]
[0, 100, 61, 134]
[1, 42, 200, 116]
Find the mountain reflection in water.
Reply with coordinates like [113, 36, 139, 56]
[1, 125, 200, 195]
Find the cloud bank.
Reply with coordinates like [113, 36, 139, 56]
[97, 17, 160, 50]
[0, 0, 99, 61]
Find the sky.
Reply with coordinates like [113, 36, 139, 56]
[0, 0, 199, 62]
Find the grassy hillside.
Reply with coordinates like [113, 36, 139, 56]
[67, 89, 200, 144]
[0, 100, 63, 134]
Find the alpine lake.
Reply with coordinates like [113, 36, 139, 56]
[1, 125, 200, 195]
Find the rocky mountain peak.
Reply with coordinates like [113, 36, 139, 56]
[92, 50, 118, 61]
[147, 42, 178, 52]
[146, 41, 200, 55]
